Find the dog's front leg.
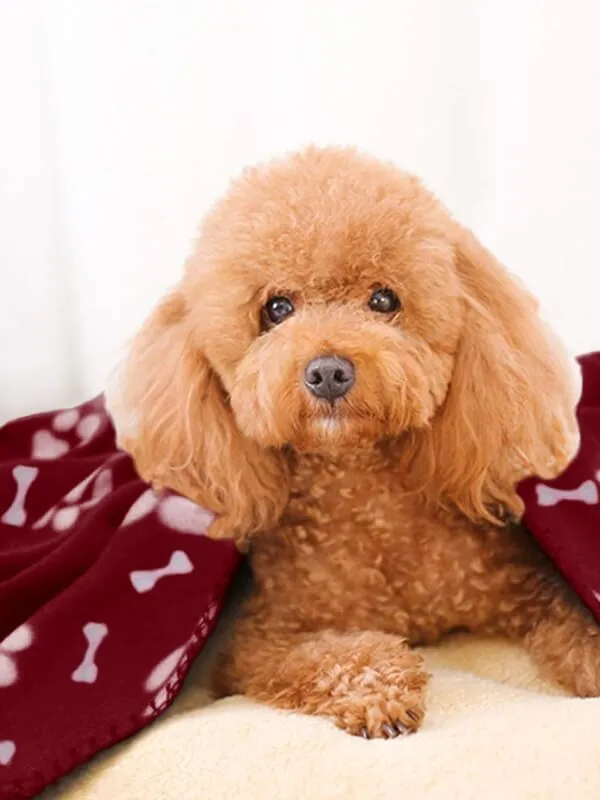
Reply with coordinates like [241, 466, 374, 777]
[523, 592, 600, 697]
[213, 612, 429, 738]
[493, 566, 600, 696]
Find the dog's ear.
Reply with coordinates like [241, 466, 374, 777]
[107, 291, 289, 544]
[410, 227, 581, 522]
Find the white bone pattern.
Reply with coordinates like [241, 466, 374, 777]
[32, 468, 113, 531]
[145, 645, 187, 692]
[52, 408, 80, 432]
[121, 489, 160, 526]
[121, 490, 213, 535]
[71, 622, 109, 684]
[0, 740, 16, 767]
[142, 644, 189, 718]
[0, 653, 16, 688]
[129, 550, 193, 594]
[31, 410, 102, 461]
[31, 430, 70, 460]
[141, 600, 219, 719]
[1, 466, 39, 527]
[76, 413, 101, 442]
[536, 479, 599, 507]
[157, 496, 214, 534]
[64, 469, 99, 503]
[0, 624, 34, 688]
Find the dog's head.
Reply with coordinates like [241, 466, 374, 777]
[109, 147, 580, 541]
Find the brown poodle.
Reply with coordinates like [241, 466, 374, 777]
[109, 146, 597, 739]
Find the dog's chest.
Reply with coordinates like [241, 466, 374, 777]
[253, 450, 506, 639]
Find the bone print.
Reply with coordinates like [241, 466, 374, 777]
[142, 644, 189, 718]
[1, 465, 39, 526]
[31, 410, 103, 465]
[119, 490, 213, 533]
[0, 740, 16, 767]
[76, 413, 101, 443]
[90, 468, 112, 501]
[121, 489, 160, 527]
[129, 550, 193, 594]
[56, 469, 113, 530]
[142, 680, 178, 720]
[71, 623, 109, 684]
[52, 506, 80, 531]
[52, 408, 80, 432]
[145, 645, 187, 692]
[0, 653, 17, 687]
[31, 430, 69, 460]
[31, 505, 56, 530]
[65, 469, 112, 515]
[32, 469, 113, 532]
[536, 479, 599, 507]
[157, 495, 214, 534]
[141, 608, 219, 718]
[0, 624, 34, 688]
[64, 468, 100, 503]
[1, 624, 33, 653]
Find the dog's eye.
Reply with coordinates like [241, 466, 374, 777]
[263, 295, 295, 325]
[368, 288, 401, 314]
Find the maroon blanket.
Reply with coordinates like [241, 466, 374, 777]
[0, 353, 598, 798]
[519, 351, 600, 622]
[0, 397, 240, 799]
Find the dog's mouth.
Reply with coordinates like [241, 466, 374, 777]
[308, 401, 382, 442]
[313, 414, 343, 436]
[301, 399, 352, 443]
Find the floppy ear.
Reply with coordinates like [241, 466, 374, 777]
[411, 227, 581, 522]
[107, 290, 289, 544]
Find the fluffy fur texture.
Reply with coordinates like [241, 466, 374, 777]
[110, 147, 596, 739]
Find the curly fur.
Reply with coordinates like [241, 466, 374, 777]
[109, 147, 595, 738]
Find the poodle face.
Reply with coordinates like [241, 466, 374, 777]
[111, 147, 580, 539]
[186, 154, 463, 451]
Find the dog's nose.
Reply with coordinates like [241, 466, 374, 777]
[304, 355, 355, 401]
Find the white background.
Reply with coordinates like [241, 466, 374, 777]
[1, 0, 599, 423]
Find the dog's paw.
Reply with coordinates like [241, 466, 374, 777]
[357, 693, 425, 739]
[325, 652, 428, 739]
[337, 688, 426, 739]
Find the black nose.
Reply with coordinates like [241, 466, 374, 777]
[304, 355, 355, 402]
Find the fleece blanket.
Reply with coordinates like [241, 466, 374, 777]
[519, 351, 600, 617]
[0, 398, 240, 798]
[1, 352, 599, 797]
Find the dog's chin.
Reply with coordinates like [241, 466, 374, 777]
[283, 409, 400, 454]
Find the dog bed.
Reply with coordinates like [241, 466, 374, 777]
[45, 627, 600, 800]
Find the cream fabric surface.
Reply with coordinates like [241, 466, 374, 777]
[47, 618, 600, 800]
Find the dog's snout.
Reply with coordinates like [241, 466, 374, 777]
[304, 356, 355, 402]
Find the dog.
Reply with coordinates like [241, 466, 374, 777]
[109, 146, 598, 739]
